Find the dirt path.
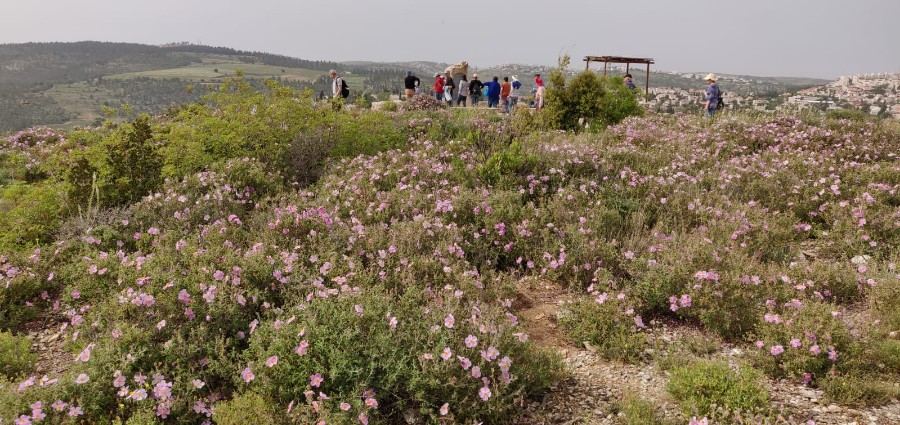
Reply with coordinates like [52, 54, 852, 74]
[512, 279, 900, 425]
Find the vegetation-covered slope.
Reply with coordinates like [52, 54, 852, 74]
[0, 77, 897, 423]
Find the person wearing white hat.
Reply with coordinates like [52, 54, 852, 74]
[469, 73, 484, 107]
[704, 73, 720, 116]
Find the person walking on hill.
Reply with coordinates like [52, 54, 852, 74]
[500, 76, 512, 113]
[329, 69, 343, 99]
[404, 70, 421, 100]
[704, 73, 720, 117]
[533, 73, 545, 110]
[457, 74, 469, 107]
[469, 73, 484, 106]
[433, 73, 445, 101]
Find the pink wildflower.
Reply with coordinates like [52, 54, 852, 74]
[444, 314, 455, 328]
[365, 397, 378, 409]
[465, 335, 478, 348]
[478, 386, 492, 401]
[241, 367, 255, 382]
[310, 373, 324, 387]
[265, 355, 278, 367]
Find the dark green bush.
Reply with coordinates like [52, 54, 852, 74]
[544, 56, 644, 132]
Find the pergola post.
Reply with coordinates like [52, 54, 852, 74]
[645, 63, 650, 97]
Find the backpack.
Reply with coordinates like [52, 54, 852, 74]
[340, 78, 350, 98]
[715, 85, 724, 109]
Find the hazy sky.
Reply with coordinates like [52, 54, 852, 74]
[2, 0, 898, 79]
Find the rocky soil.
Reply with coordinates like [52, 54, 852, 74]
[512, 279, 900, 425]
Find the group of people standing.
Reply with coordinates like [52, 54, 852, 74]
[337, 66, 719, 116]
[404, 70, 545, 112]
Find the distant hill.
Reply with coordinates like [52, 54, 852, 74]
[0, 42, 347, 131]
[0, 42, 833, 133]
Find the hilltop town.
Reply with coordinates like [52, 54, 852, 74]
[644, 71, 900, 118]
[784, 73, 900, 118]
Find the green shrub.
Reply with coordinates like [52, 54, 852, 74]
[869, 339, 900, 373]
[379, 100, 399, 112]
[0, 331, 35, 379]
[544, 55, 643, 132]
[824, 108, 871, 122]
[123, 409, 162, 425]
[478, 141, 539, 185]
[614, 395, 674, 425]
[214, 392, 277, 425]
[870, 269, 900, 334]
[0, 182, 68, 249]
[103, 115, 163, 206]
[819, 373, 899, 407]
[559, 298, 648, 363]
[666, 360, 769, 419]
[682, 332, 723, 357]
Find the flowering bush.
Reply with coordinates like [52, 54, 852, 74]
[400, 94, 445, 112]
[2, 81, 899, 422]
[749, 301, 855, 380]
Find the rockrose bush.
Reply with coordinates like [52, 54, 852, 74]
[2, 87, 899, 422]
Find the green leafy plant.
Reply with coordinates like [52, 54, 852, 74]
[214, 392, 277, 425]
[0, 331, 36, 379]
[819, 373, 899, 407]
[544, 55, 643, 132]
[559, 298, 648, 363]
[666, 359, 769, 419]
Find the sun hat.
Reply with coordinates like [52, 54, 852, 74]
[704, 73, 717, 81]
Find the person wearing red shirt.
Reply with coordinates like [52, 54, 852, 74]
[433, 73, 445, 101]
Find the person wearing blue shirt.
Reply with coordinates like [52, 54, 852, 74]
[483, 77, 501, 108]
[624, 73, 636, 90]
[704, 73, 720, 117]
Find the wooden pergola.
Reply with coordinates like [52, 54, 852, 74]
[584, 56, 654, 99]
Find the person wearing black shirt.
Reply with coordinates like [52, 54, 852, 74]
[404, 70, 421, 100]
[469, 73, 484, 107]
